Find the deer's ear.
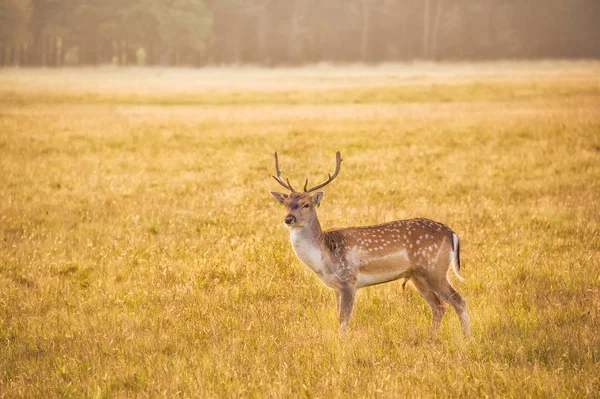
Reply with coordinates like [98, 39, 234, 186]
[269, 191, 288, 204]
[311, 191, 324, 206]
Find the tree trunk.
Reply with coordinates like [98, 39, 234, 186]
[160, 45, 171, 66]
[423, 0, 431, 59]
[147, 44, 154, 65]
[399, 10, 407, 60]
[18, 44, 24, 66]
[22, 42, 30, 66]
[55, 36, 60, 66]
[120, 39, 127, 65]
[288, 0, 303, 63]
[48, 35, 56, 67]
[40, 34, 47, 66]
[4, 46, 12, 66]
[31, 30, 41, 66]
[430, 0, 443, 60]
[257, 2, 269, 64]
[360, 0, 370, 62]
[233, 23, 241, 64]
[87, 33, 98, 66]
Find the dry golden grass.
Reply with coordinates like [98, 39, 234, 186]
[1, 62, 599, 397]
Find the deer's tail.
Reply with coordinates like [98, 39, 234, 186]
[450, 232, 465, 282]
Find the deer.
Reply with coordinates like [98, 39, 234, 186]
[269, 151, 470, 336]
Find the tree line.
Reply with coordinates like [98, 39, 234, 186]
[1, 0, 599, 67]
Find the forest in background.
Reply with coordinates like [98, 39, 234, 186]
[1, 0, 599, 67]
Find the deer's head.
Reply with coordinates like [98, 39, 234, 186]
[269, 151, 342, 228]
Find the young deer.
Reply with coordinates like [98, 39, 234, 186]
[269, 151, 470, 336]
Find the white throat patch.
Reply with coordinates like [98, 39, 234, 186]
[290, 228, 323, 273]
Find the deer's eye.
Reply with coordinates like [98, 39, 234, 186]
[302, 204, 310, 209]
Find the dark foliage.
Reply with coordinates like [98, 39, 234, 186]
[1, 0, 599, 66]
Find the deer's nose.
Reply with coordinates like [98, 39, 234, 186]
[284, 215, 296, 225]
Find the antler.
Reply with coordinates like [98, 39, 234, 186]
[304, 151, 343, 192]
[272, 152, 296, 192]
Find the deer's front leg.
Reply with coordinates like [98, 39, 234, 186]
[334, 289, 341, 316]
[338, 284, 356, 335]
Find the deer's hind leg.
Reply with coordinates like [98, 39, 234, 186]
[424, 275, 470, 336]
[437, 283, 469, 336]
[411, 277, 446, 335]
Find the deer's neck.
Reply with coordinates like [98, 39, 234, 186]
[289, 216, 326, 273]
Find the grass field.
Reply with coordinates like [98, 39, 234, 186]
[1, 61, 600, 397]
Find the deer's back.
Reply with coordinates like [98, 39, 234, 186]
[324, 218, 455, 288]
